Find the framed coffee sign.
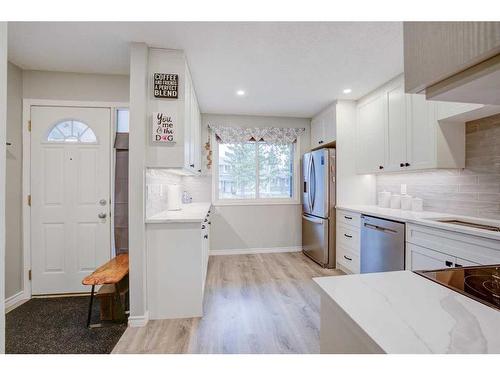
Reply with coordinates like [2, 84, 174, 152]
[152, 112, 176, 143]
[153, 73, 179, 99]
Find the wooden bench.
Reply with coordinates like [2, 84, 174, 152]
[82, 254, 129, 328]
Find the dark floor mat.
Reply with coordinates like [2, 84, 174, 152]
[6, 296, 127, 354]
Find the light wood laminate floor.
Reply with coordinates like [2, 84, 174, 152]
[112, 252, 343, 354]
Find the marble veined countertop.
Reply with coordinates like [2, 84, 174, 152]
[146, 202, 211, 223]
[337, 204, 500, 241]
[314, 271, 500, 353]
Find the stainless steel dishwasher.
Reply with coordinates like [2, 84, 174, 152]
[360, 215, 405, 273]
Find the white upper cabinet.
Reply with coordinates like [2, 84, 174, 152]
[356, 94, 386, 173]
[356, 75, 473, 174]
[405, 94, 437, 170]
[385, 81, 407, 171]
[183, 65, 202, 174]
[310, 104, 336, 148]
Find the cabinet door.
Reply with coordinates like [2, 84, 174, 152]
[356, 94, 386, 174]
[311, 116, 324, 147]
[454, 256, 481, 268]
[385, 83, 407, 171]
[406, 94, 437, 170]
[192, 94, 201, 173]
[184, 75, 193, 170]
[408, 243, 454, 271]
[323, 106, 337, 144]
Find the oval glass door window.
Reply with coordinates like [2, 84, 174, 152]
[47, 120, 97, 143]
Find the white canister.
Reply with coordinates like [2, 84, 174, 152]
[401, 195, 413, 210]
[167, 184, 182, 211]
[390, 194, 401, 209]
[412, 197, 423, 212]
[378, 191, 392, 208]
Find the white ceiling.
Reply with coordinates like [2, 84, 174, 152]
[8, 22, 403, 117]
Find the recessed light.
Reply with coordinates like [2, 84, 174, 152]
[236, 90, 245, 96]
[343, 88, 352, 94]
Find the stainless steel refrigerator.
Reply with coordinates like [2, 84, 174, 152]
[302, 148, 336, 268]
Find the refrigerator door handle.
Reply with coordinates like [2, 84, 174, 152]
[308, 155, 313, 212]
[310, 156, 316, 212]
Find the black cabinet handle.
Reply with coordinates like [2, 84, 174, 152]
[201, 225, 205, 229]
[379, 165, 384, 170]
[344, 216, 352, 220]
[198, 169, 202, 173]
[344, 234, 352, 238]
[445, 260, 453, 267]
[405, 162, 410, 167]
[400, 163, 405, 167]
[208, 222, 211, 225]
[344, 255, 352, 261]
[190, 164, 195, 168]
[204, 234, 208, 239]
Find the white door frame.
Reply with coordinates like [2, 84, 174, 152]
[22, 99, 129, 300]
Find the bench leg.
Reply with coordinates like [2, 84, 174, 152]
[86, 284, 95, 328]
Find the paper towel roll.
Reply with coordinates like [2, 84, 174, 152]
[167, 184, 182, 211]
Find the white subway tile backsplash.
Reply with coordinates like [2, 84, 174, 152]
[376, 113, 500, 220]
[145, 169, 212, 218]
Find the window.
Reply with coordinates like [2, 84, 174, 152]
[215, 141, 297, 203]
[47, 120, 97, 143]
[116, 108, 129, 133]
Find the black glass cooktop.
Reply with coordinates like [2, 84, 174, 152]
[416, 265, 500, 311]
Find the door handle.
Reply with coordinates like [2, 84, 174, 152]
[343, 255, 352, 261]
[98, 213, 107, 219]
[344, 233, 353, 238]
[364, 223, 397, 234]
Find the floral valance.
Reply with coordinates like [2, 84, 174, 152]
[208, 125, 305, 144]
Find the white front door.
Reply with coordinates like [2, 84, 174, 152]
[31, 106, 112, 295]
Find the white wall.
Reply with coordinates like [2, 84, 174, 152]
[128, 43, 148, 326]
[22, 70, 129, 102]
[5, 62, 23, 300]
[1, 21, 8, 354]
[201, 113, 310, 252]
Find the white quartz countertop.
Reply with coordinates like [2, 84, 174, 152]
[337, 204, 500, 241]
[314, 271, 500, 353]
[146, 202, 211, 223]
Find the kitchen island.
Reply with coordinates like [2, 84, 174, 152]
[314, 271, 500, 353]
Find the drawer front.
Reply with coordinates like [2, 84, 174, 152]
[337, 223, 360, 254]
[337, 246, 360, 274]
[337, 210, 361, 228]
[407, 223, 500, 265]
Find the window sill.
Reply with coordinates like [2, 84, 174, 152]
[213, 199, 301, 207]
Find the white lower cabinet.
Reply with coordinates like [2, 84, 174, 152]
[146, 208, 211, 320]
[406, 223, 500, 271]
[336, 210, 361, 274]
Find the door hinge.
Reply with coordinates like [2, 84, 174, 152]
[27, 194, 31, 206]
[28, 120, 32, 132]
[28, 270, 32, 281]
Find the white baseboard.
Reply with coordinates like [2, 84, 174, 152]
[209, 246, 302, 256]
[5, 290, 29, 313]
[128, 311, 149, 327]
